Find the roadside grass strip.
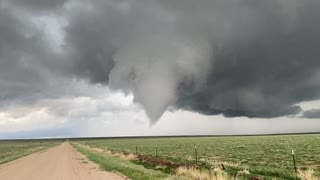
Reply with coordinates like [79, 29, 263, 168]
[72, 142, 186, 180]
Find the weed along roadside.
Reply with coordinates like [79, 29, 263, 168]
[71, 135, 320, 180]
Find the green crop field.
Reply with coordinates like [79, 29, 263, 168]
[74, 134, 320, 180]
[0, 140, 62, 164]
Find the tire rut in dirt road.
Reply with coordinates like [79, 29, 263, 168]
[0, 141, 125, 180]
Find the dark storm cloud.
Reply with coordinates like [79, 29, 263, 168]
[61, 0, 119, 84]
[1, 0, 67, 13]
[61, 0, 173, 84]
[303, 109, 320, 119]
[0, 1, 72, 108]
[0, 7, 48, 105]
[174, 0, 320, 118]
[1, 0, 320, 121]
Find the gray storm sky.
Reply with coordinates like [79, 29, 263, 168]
[0, 0, 320, 139]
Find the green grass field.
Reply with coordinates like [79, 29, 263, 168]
[74, 134, 320, 179]
[0, 140, 62, 164]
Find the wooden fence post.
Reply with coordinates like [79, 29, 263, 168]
[194, 145, 198, 164]
[292, 149, 298, 179]
[135, 145, 138, 155]
[155, 145, 158, 157]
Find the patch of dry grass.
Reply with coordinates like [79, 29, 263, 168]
[176, 167, 230, 180]
[75, 143, 137, 161]
[113, 152, 137, 161]
[297, 168, 318, 180]
[237, 168, 250, 175]
[235, 168, 251, 179]
[96, 148, 137, 161]
[211, 168, 231, 180]
[207, 160, 240, 169]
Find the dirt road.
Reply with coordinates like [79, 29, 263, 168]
[0, 142, 125, 180]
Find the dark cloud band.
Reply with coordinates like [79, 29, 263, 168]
[0, 0, 320, 122]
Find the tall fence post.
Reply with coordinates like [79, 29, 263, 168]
[155, 145, 158, 157]
[292, 149, 298, 179]
[135, 145, 138, 155]
[194, 145, 198, 165]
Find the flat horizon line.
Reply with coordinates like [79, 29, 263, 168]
[0, 131, 320, 141]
